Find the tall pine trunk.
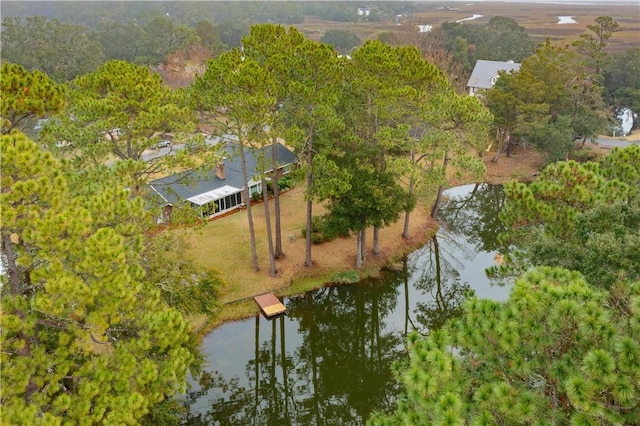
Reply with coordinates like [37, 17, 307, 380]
[355, 230, 364, 269]
[261, 177, 276, 275]
[240, 144, 260, 272]
[361, 227, 367, 263]
[372, 227, 381, 256]
[492, 130, 509, 163]
[271, 137, 284, 259]
[430, 152, 450, 220]
[402, 148, 416, 240]
[305, 124, 314, 268]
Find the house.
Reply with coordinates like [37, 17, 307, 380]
[466, 60, 521, 96]
[149, 142, 296, 223]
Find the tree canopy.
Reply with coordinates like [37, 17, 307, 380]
[0, 62, 66, 134]
[485, 41, 609, 163]
[370, 266, 640, 425]
[498, 145, 640, 289]
[604, 48, 640, 117]
[1, 133, 198, 425]
[436, 16, 536, 66]
[57, 60, 198, 192]
[320, 29, 362, 55]
[1, 16, 106, 82]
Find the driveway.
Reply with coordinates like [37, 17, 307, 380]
[592, 135, 639, 149]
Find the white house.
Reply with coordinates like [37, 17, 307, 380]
[466, 60, 521, 96]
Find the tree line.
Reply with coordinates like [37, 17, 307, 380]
[0, 1, 412, 83]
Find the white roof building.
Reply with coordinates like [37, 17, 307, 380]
[466, 60, 521, 96]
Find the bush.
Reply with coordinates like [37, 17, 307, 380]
[310, 233, 324, 244]
[278, 175, 293, 191]
[251, 191, 261, 202]
[570, 148, 600, 163]
[330, 270, 360, 284]
[300, 214, 350, 244]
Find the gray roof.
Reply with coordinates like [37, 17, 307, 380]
[466, 60, 521, 90]
[149, 142, 296, 205]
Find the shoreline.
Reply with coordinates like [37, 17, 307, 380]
[191, 205, 440, 337]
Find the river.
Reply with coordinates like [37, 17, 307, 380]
[183, 183, 512, 425]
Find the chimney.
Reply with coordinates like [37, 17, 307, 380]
[215, 161, 225, 180]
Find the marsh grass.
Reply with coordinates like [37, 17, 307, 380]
[295, 2, 639, 53]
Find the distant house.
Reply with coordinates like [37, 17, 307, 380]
[466, 60, 521, 96]
[149, 142, 296, 223]
[357, 5, 379, 18]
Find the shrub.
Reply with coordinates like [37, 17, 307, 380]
[278, 175, 293, 191]
[310, 233, 324, 244]
[570, 148, 601, 163]
[300, 215, 351, 244]
[330, 270, 360, 284]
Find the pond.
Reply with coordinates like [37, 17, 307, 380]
[183, 183, 512, 425]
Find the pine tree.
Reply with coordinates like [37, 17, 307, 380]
[1, 62, 66, 134]
[1, 133, 197, 425]
[497, 146, 640, 288]
[370, 267, 640, 425]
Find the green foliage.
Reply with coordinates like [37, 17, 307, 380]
[604, 48, 640, 113]
[438, 16, 535, 66]
[60, 60, 198, 190]
[278, 175, 293, 191]
[1, 133, 197, 425]
[330, 270, 361, 285]
[599, 141, 640, 201]
[144, 233, 222, 316]
[485, 41, 608, 162]
[141, 396, 189, 426]
[265, 174, 293, 194]
[497, 145, 640, 289]
[528, 115, 574, 164]
[0, 62, 66, 134]
[573, 16, 621, 75]
[1, 16, 105, 82]
[371, 267, 640, 425]
[136, 16, 200, 65]
[300, 214, 350, 244]
[320, 29, 362, 55]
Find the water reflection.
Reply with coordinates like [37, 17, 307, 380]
[183, 184, 510, 425]
[409, 235, 472, 333]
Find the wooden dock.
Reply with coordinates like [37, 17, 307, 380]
[254, 293, 287, 318]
